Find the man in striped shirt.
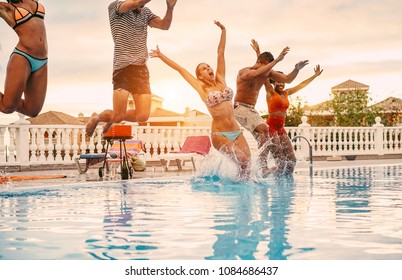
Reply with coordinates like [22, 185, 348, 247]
[86, 0, 177, 137]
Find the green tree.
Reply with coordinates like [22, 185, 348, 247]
[330, 90, 378, 126]
[286, 96, 305, 126]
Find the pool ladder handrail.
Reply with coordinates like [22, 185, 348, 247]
[291, 135, 313, 176]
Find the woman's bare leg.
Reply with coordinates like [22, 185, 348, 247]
[1, 54, 30, 115]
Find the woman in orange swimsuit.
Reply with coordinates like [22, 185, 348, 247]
[150, 21, 251, 180]
[251, 39, 322, 175]
[266, 65, 323, 174]
[0, 0, 47, 117]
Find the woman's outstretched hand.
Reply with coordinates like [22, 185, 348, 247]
[214, 20, 225, 30]
[149, 45, 161, 58]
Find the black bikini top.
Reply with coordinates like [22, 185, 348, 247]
[10, 1, 45, 30]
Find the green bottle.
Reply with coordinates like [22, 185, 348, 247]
[121, 156, 129, 180]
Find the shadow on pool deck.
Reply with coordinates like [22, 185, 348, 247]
[1, 158, 401, 188]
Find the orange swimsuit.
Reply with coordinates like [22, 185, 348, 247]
[267, 90, 289, 135]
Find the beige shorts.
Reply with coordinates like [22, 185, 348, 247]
[234, 102, 266, 140]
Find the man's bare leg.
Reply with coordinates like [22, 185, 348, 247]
[85, 113, 99, 137]
[86, 109, 114, 137]
[103, 122, 113, 134]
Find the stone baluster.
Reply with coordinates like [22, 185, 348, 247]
[165, 128, 172, 154]
[172, 128, 180, 152]
[53, 128, 63, 162]
[30, 128, 38, 162]
[79, 128, 87, 154]
[37, 128, 48, 162]
[8, 127, 16, 163]
[71, 128, 80, 159]
[63, 128, 72, 162]
[0, 127, 6, 162]
[144, 127, 152, 160]
[95, 129, 103, 153]
[159, 128, 166, 155]
[152, 128, 159, 158]
[88, 133, 96, 154]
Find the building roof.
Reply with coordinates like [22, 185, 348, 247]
[183, 109, 209, 117]
[151, 94, 164, 102]
[331, 79, 369, 91]
[27, 111, 84, 125]
[371, 97, 402, 111]
[304, 100, 332, 111]
[150, 107, 183, 117]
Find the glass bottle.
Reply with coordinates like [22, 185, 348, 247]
[121, 156, 129, 180]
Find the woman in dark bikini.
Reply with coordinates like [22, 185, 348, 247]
[0, 0, 47, 117]
[150, 21, 252, 180]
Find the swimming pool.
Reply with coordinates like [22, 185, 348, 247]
[1, 163, 401, 260]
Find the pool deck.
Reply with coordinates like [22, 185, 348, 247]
[1, 157, 401, 188]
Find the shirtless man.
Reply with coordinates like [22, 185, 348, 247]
[234, 40, 308, 176]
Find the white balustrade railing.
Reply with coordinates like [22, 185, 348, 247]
[0, 116, 401, 167]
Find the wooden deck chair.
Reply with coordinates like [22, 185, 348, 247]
[159, 135, 211, 171]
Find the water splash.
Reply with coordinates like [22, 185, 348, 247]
[0, 169, 13, 189]
[193, 145, 272, 184]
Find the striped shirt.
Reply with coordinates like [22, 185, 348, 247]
[108, 1, 157, 72]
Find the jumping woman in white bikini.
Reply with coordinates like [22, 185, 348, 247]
[150, 21, 251, 180]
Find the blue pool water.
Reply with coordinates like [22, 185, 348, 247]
[1, 164, 402, 260]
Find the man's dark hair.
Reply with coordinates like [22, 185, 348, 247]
[258, 51, 274, 63]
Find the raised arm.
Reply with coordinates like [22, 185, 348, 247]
[117, 0, 152, 13]
[251, 39, 261, 57]
[0, 2, 13, 25]
[287, 64, 323, 95]
[215, 20, 226, 84]
[264, 78, 275, 102]
[269, 60, 309, 84]
[239, 46, 289, 80]
[149, 46, 204, 94]
[149, 0, 177, 30]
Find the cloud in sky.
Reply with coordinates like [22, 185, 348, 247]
[1, 0, 402, 123]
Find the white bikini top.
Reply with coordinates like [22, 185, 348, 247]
[205, 87, 234, 108]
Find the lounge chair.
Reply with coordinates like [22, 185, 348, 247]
[74, 152, 116, 175]
[75, 139, 144, 175]
[159, 135, 211, 171]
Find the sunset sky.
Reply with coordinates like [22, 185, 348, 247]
[1, 0, 402, 124]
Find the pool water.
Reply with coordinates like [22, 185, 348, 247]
[1, 164, 402, 260]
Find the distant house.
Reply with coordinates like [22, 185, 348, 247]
[27, 111, 84, 147]
[371, 97, 402, 126]
[304, 79, 371, 126]
[27, 111, 84, 125]
[331, 79, 369, 95]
